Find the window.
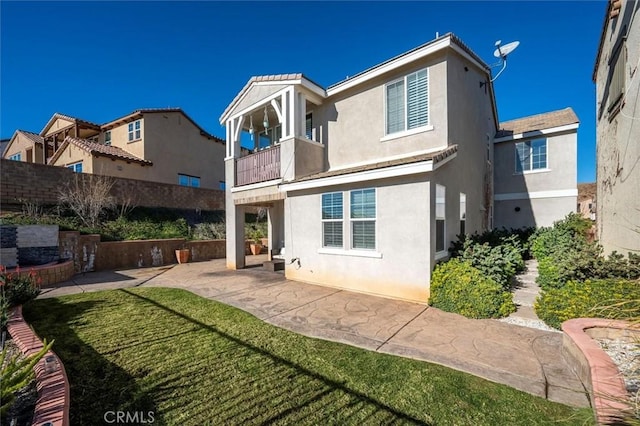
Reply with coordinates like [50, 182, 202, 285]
[258, 125, 281, 150]
[608, 41, 625, 111]
[322, 192, 343, 248]
[67, 162, 82, 173]
[350, 189, 376, 250]
[128, 120, 141, 141]
[219, 181, 226, 190]
[105, 131, 111, 146]
[9, 153, 21, 161]
[459, 193, 466, 236]
[436, 185, 446, 253]
[385, 69, 428, 135]
[178, 174, 200, 187]
[515, 139, 547, 173]
[305, 113, 313, 140]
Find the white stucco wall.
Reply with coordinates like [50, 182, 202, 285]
[283, 176, 432, 302]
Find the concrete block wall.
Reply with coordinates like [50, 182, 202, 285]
[1, 159, 225, 212]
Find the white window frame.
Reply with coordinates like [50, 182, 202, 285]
[321, 192, 344, 248]
[67, 162, 82, 173]
[128, 120, 141, 142]
[350, 188, 376, 251]
[384, 68, 430, 137]
[435, 184, 446, 255]
[105, 130, 112, 146]
[515, 139, 548, 174]
[9, 153, 21, 161]
[459, 193, 466, 236]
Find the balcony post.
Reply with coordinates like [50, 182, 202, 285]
[225, 158, 246, 270]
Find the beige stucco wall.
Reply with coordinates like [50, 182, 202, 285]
[494, 132, 577, 194]
[92, 157, 151, 181]
[284, 176, 432, 303]
[3, 133, 44, 163]
[595, 0, 640, 254]
[50, 144, 93, 172]
[107, 118, 146, 160]
[141, 112, 226, 189]
[42, 117, 75, 137]
[323, 52, 448, 169]
[495, 197, 577, 229]
[233, 84, 287, 115]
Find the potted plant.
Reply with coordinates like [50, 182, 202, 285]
[249, 229, 264, 255]
[175, 246, 190, 264]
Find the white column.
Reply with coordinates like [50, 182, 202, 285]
[296, 92, 306, 137]
[288, 87, 297, 138]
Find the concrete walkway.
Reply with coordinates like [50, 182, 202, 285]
[38, 257, 590, 408]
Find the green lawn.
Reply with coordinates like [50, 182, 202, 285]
[24, 288, 593, 425]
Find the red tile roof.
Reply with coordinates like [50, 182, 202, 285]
[16, 130, 45, 145]
[50, 136, 152, 166]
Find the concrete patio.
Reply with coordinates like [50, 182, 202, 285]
[38, 256, 590, 408]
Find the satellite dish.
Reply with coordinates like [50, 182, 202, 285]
[493, 40, 520, 59]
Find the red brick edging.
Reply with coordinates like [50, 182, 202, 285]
[7, 305, 70, 426]
[562, 318, 635, 424]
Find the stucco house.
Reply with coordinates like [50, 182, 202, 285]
[3, 109, 227, 190]
[593, 0, 640, 255]
[493, 108, 579, 229]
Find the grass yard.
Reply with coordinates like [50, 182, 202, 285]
[24, 288, 593, 425]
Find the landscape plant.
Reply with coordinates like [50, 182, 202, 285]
[1, 266, 41, 330]
[0, 339, 54, 416]
[429, 259, 516, 319]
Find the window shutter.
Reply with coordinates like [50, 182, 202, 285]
[407, 69, 428, 129]
[386, 80, 405, 134]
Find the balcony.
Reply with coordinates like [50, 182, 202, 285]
[235, 144, 281, 187]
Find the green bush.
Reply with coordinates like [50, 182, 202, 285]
[0, 267, 41, 330]
[429, 259, 516, 319]
[535, 278, 640, 329]
[450, 227, 534, 259]
[456, 237, 524, 289]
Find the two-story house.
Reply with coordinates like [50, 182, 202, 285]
[3, 108, 227, 190]
[593, 0, 640, 255]
[220, 34, 498, 302]
[493, 108, 579, 229]
[220, 33, 580, 303]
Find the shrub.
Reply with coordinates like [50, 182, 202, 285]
[429, 259, 516, 319]
[535, 278, 640, 329]
[455, 236, 524, 289]
[1, 267, 41, 308]
[192, 222, 226, 240]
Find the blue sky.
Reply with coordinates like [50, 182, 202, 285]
[1, 1, 605, 183]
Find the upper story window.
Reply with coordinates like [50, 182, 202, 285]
[322, 192, 343, 248]
[459, 193, 466, 236]
[515, 139, 547, 173]
[178, 174, 200, 187]
[9, 153, 21, 161]
[305, 113, 313, 140]
[608, 40, 626, 114]
[105, 131, 112, 146]
[385, 69, 429, 135]
[67, 162, 82, 173]
[128, 120, 141, 142]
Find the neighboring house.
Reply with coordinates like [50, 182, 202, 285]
[0, 138, 10, 157]
[593, 0, 640, 255]
[577, 182, 597, 222]
[3, 109, 227, 190]
[493, 108, 579, 229]
[219, 33, 499, 302]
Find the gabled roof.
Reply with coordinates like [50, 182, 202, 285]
[40, 112, 101, 136]
[219, 74, 324, 124]
[102, 108, 225, 144]
[292, 144, 458, 183]
[49, 136, 152, 166]
[16, 130, 45, 145]
[495, 108, 579, 139]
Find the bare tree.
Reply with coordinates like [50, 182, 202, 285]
[58, 174, 115, 228]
